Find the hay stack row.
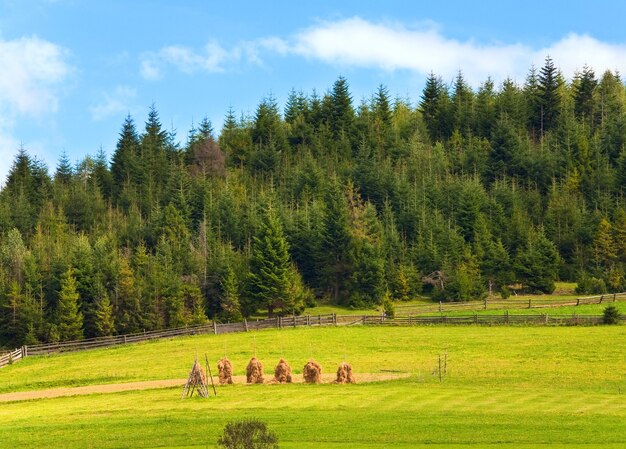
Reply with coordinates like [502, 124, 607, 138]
[216, 357, 355, 385]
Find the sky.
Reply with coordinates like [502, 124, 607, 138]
[2, 0, 626, 183]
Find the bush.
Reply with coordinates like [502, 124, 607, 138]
[382, 291, 395, 318]
[217, 419, 279, 449]
[602, 305, 621, 325]
[575, 274, 607, 295]
[500, 286, 511, 299]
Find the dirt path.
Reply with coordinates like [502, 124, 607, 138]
[0, 372, 409, 403]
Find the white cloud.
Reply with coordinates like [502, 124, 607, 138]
[140, 40, 232, 79]
[288, 17, 626, 85]
[89, 85, 137, 121]
[0, 35, 71, 184]
[0, 35, 71, 115]
[139, 17, 626, 87]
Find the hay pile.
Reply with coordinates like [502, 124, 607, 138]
[246, 357, 264, 384]
[303, 359, 322, 383]
[273, 358, 293, 383]
[190, 360, 207, 385]
[217, 357, 233, 385]
[334, 362, 355, 384]
[181, 359, 208, 398]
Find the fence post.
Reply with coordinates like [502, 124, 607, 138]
[293, 312, 297, 328]
[614, 293, 617, 302]
[544, 314, 549, 325]
[439, 301, 442, 313]
[408, 314, 412, 325]
[599, 295, 603, 304]
[244, 319, 248, 332]
[333, 313, 337, 325]
[528, 298, 532, 308]
[124, 335, 127, 344]
[318, 315, 321, 325]
[213, 321, 217, 335]
[484, 298, 488, 310]
[306, 315, 310, 326]
[576, 298, 580, 306]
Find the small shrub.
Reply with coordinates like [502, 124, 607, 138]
[602, 305, 621, 325]
[500, 286, 511, 299]
[217, 419, 278, 449]
[575, 275, 607, 295]
[382, 291, 395, 318]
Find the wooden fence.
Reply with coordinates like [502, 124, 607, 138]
[395, 292, 626, 315]
[3, 291, 624, 362]
[361, 313, 624, 326]
[0, 347, 25, 369]
[23, 314, 340, 356]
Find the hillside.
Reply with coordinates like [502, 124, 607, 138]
[2, 59, 626, 347]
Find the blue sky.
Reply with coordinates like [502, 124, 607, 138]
[1, 0, 626, 182]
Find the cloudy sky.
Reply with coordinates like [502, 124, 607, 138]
[1, 0, 626, 182]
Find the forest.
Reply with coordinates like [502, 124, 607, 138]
[1, 56, 626, 346]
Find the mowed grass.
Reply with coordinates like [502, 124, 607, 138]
[1, 325, 625, 448]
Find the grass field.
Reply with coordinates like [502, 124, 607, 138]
[1, 325, 625, 448]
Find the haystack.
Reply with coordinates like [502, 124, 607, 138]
[303, 359, 322, 383]
[334, 362, 355, 384]
[217, 357, 233, 385]
[273, 358, 293, 383]
[181, 359, 209, 398]
[246, 357, 264, 384]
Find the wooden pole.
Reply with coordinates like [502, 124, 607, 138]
[438, 354, 442, 383]
[206, 354, 217, 397]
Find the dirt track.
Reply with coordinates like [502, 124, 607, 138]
[0, 372, 409, 403]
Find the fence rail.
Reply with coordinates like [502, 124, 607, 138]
[361, 313, 622, 326]
[395, 292, 626, 315]
[23, 314, 340, 356]
[3, 292, 624, 364]
[0, 347, 24, 369]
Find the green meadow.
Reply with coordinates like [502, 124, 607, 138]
[1, 325, 625, 448]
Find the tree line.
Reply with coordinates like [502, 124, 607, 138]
[1, 56, 626, 346]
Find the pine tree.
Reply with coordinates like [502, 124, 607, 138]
[246, 204, 292, 316]
[452, 71, 474, 135]
[111, 115, 141, 201]
[593, 218, 616, 269]
[54, 151, 73, 184]
[537, 56, 562, 134]
[420, 72, 441, 142]
[573, 65, 597, 126]
[94, 294, 115, 337]
[330, 76, 355, 138]
[514, 230, 560, 293]
[115, 256, 142, 334]
[57, 268, 84, 341]
[474, 77, 496, 138]
[319, 180, 352, 302]
[220, 266, 243, 322]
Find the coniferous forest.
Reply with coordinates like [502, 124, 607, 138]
[2, 57, 626, 346]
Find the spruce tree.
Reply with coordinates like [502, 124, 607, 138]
[246, 204, 292, 316]
[330, 76, 355, 138]
[57, 268, 84, 341]
[514, 230, 560, 293]
[537, 56, 562, 134]
[94, 294, 115, 337]
[220, 267, 243, 322]
[573, 65, 597, 125]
